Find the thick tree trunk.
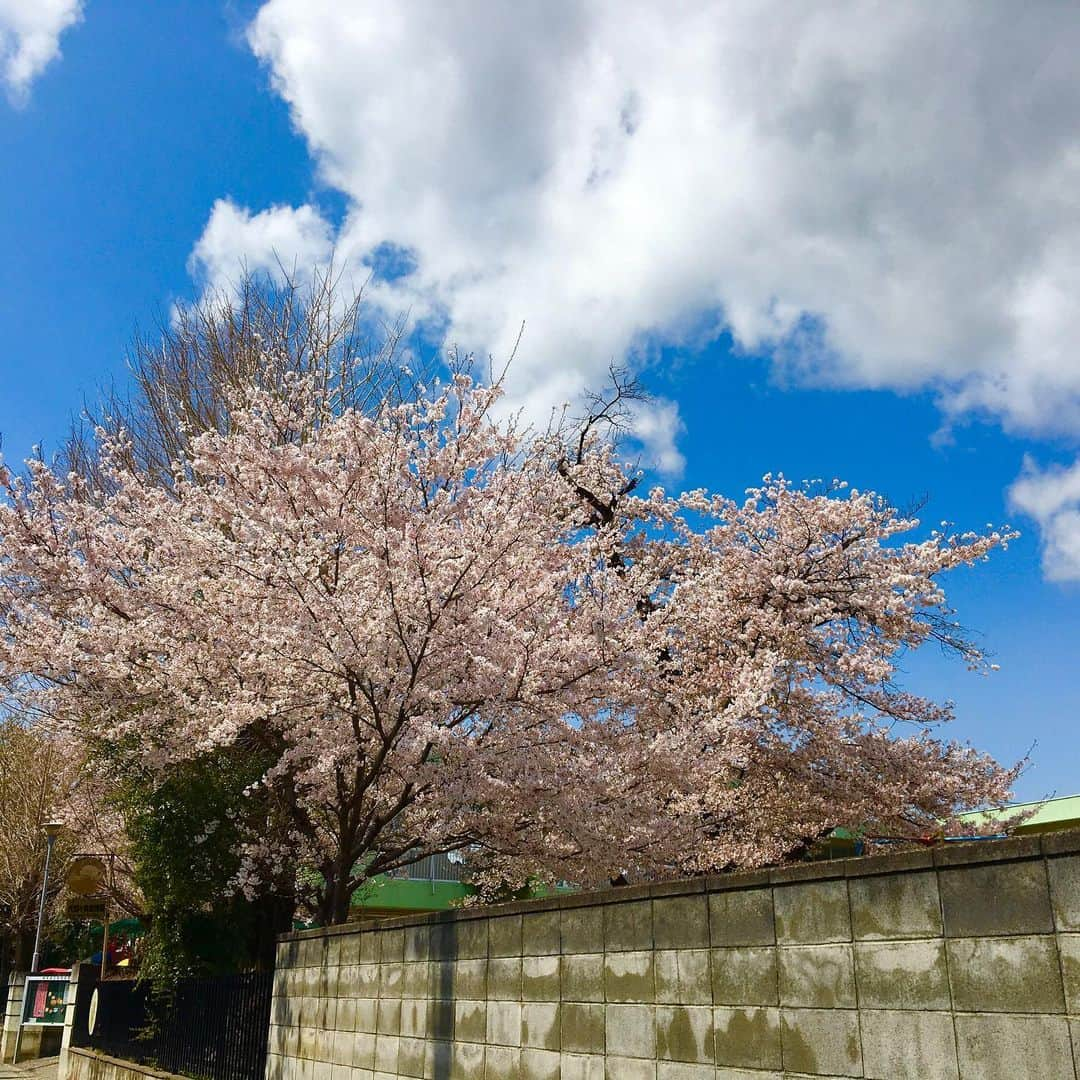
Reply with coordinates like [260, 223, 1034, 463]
[319, 859, 354, 927]
[0, 934, 11, 1013]
[12, 928, 33, 972]
[252, 893, 296, 969]
[329, 874, 352, 925]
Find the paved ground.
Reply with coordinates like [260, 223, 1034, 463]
[0, 1056, 60, 1080]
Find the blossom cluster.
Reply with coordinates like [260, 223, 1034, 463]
[0, 372, 1019, 920]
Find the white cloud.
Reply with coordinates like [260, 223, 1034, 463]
[241, 1, 1080, 435]
[1010, 458, 1080, 583]
[627, 398, 685, 478]
[188, 199, 335, 296]
[0, 0, 82, 103]
[193, 3, 1080, 493]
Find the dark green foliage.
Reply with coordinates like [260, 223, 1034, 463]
[117, 748, 293, 984]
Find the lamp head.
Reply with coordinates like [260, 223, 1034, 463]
[43, 821, 64, 840]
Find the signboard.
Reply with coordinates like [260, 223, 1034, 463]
[66, 857, 107, 896]
[20, 975, 68, 1027]
[67, 897, 108, 921]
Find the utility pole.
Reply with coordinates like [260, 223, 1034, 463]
[30, 822, 63, 973]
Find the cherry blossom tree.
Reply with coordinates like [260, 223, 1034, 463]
[0, 368, 1020, 923]
[63, 263, 408, 490]
[0, 720, 77, 970]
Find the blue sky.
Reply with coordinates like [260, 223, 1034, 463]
[1, 2, 1077, 802]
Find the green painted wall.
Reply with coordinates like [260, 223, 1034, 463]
[351, 875, 474, 914]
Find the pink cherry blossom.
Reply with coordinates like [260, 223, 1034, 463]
[0, 369, 1020, 921]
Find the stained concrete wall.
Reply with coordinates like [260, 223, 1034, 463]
[67, 1047, 184, 1080]
[1, 972, 28, 1063]
[268, 830, 1080, 1079]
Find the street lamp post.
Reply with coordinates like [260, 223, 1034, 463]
[30, 821, 63, 974]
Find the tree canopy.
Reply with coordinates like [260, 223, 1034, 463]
[0, 364, 1019, 923]
[0, 721, 73, 965]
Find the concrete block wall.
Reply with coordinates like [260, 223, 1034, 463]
[267, 830, 1080, 1079]
[67, 1048, 185, 1080]
[1, 972, 27, 1063]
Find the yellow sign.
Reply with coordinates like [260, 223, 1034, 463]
[66, 857, 106, 896]
[66, 897, 108, 921]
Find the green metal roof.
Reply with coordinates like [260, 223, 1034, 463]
[821, 793, 1080, 850]
[958, 793, 1080, 832]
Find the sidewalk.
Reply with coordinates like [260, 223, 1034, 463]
[0, 1057, 59, 1080]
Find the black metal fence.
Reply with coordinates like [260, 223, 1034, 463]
[70, 967, 273, 1080]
